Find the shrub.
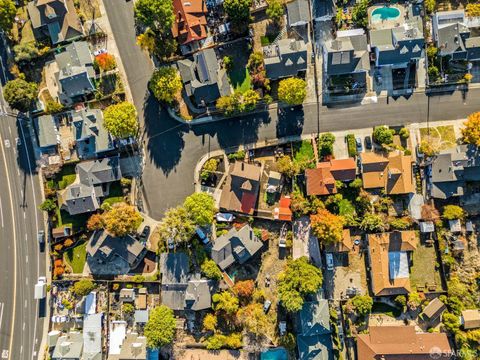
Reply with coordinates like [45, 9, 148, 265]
[72, 279, 96, 297]
[442, 205, 464, 220]
[389, 217, 411, 230]
[227, 150, 246, 161]
[203, 313, 217, 332]
[223, 56, 233, 71]
[39, 198, 57, 212]
[201, 259, 223, 280]
[399, 127, 409, 139]
[346, 134, 356, 157]
[318, 133, 335, 157]
[64, 238, 74, 247]
[122, 303, 135, 315]
[373, 126, 395, 145]
[201, 158, 218, 180]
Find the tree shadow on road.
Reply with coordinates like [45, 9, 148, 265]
[141, 95, 189, 176]
[276, 106, 305, 139]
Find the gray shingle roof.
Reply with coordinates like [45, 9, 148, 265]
[64, 183, 99, 215]
[436, 23, 469, 58]
[77, 156, 122, 187]
[33, 115, 58, 149]
[286, 0, 310, 27]
[325, 33, 370, 75]
[73, 108, 112, 156]
[466, 36, 480, 61]
[211, 224, 263, 270]
[264, 39, 308, 80]
[185, 277, 212, 311]
[52, 332, 83, 359]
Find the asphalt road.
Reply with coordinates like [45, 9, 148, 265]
[104, 0, 480, 220]
[0, 37, 46, 360]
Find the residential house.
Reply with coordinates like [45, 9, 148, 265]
[296, 295, 333, 360]
[356, 325, 452, 359]
[323, 29, 370, 95]
[263, 39, 308, 80]
[51, 332, 83, 359]
[83, 313, 103, 360]
[360, 151, 414, 195]
[54, 41, 95, 105]
[430, 145, 480, 199]
[27, 0, 83, 44]
[135, 288, 147, 310]
[52, 225, 72, 240]
[59, 156, 121, 215]
[306, 158, 357, 196]
[420, 298, 446, 326]
[108, 332, 147, 360]
[419, 221, 435, 233]
[211, 224, 263, 270]
[177, 49, 230, 106]
[325, 229, 353, 253]
[273, 195, 293, 221]
[72, 108, 113, 159]
[219, 161, 262, 215]
[119, 288, 135, 302]
[33, 114, 59, 155]
[461, 309, 480, 330]
[172, 0, 208, 54]
[432, 10, 480, 61]
[367, 231, 418, 296]
[159, 253, 212, 311]
[86, 230, 147, 277]
[286, 0, 310, 42]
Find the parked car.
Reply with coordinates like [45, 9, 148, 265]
[195, 227, 210, 245]
[139, 226, 151, 243]
[34, 276, 47, 300]
[215, 213, 234, 223]
[326, 253, 334, 271]
[365, 136, 372, 150]
[355, 137, 363, 153]
[263, 300, 272, 313]
[37, 230, 45, 251]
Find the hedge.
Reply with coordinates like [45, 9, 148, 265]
[346, 134, 357, 157]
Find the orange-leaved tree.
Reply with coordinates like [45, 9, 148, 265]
[95, 53, 116, 71]
[310, 208, 345, 243]
[462, 112, 480, 147]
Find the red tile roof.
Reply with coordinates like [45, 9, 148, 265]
[277, 196, 292, 221]
[306, 158, 356, 196]
[172, 0, 208, 45]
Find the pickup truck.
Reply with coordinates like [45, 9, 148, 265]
[34, 276, 47, 300]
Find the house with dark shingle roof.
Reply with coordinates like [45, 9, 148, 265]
[60, 156, 121, 215]
[86, 230, 147, 276]
[72, 108, 113, 159]
[54, 41, 95, 105]
[177, 49, 231, 105]
[159, 253, 212, 311]
[286, 0, 310, 42]
[211, 224, 263, 270]
[323, 29, 370, 94]
[33, 114, 59, 154]
[432, 10, 480, 61]
[296, 296, 333, 360]
[27, 0, 83, 45]
[263, 39, 308, 80]
[219, 161, 262, 215]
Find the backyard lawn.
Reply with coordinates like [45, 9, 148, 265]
[56, 207, 89, 232]
[102, 181, 124, 206]
[410, 243, 444, 292]
[54, 163, 77, 190]
[11, 7, 35, 45]
[229, 68, 251, 93]
[64, 241, 87, 273]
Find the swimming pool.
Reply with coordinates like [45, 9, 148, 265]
[371, 7, 401, 22]
[261, 348, 288, 360]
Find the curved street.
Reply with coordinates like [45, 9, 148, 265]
[104, 0, 480, 220]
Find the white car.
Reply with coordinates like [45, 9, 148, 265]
[326, 253, 334, 271]
[93, 48, 107, 56]
[215, 213, 234, 222]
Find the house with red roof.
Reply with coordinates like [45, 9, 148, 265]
[172, 0, 208, 54]
[305, 158, 357, 196]
[274, 196, 293, 221]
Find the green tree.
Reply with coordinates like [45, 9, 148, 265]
[72, 279, 96, 297]
[203, 313, 217, 332]
[149, 67, 182, 104]
[389, 217, 411, 230]
[45, 100, 64, 114]
[428, 66, 440, 82]
[399, 127, 410, 139]
[278, 257, 323, 312]
[425, 0, 435, 14]
[144, 305, 176, 348]
[318, 133, 336, 157]
[223, 55, 233, 71]
[407, 291, 422, 311]
[13, 42, 41, 63]
[223, 0, 253, 31]
[39, 198, 57, 212]
[204, 334, 226, 350]
[102, 203, 142, 236]
[277, 155, 298, 178]
[442, 205, 464, 220]
[0, 0, 16, 33]
[442, 312, 460, 333]
[373, 126, 395, 145]
[3, 78, 38, 112]
[266, 0, 284, 23]
[201, 259, 223, 280]
[103, 102, 138, 138]
[238, 303, 268, 335]
[360, 213, 386, 232]
[395, 295, 407, 311]
[350, 295, 373, 316]
[134, 0, 175, 32]
[349, 178, 363, 189]
[242, 89, 260, 111]
[201, 158, 218, 180]
[310, 209, 345, 243]
[157, 206, 195, 245]
[426, 46, 438, 60]
[122, 303, 135, 315]
[212, 291, 239, 315]
[352, 0, 370, 28]
[462, 112, 480, 147]
[183, 192, 216, 226]
[247, 52, 264, 73]
[278, 77, 306, 105]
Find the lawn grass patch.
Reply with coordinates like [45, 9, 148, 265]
[410, 243, 443, 292]
[229, 68, 251, 93]
[64, 241, 87, 273]
[11, 7, 35, 44]
[54, 164, 77, 190]
[102, 181, 125, 206]
[372, 302, 402, 318]
[419, 125, 456, 151]
[293, 140, 315, 170]
[56, 208, 89, 232]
